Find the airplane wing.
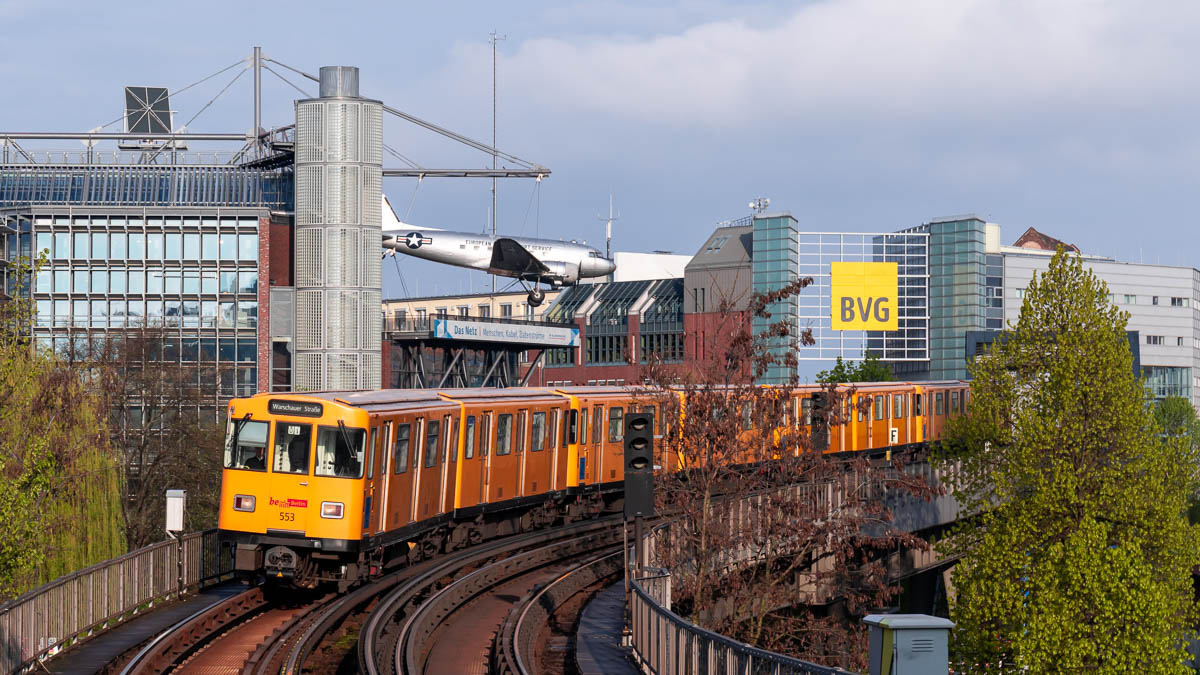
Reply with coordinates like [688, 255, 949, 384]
[489, 237, 550, 277]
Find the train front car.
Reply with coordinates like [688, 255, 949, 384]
[219, 394, 369, 588]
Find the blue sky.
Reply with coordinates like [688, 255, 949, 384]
[5, 0, 1200, 301]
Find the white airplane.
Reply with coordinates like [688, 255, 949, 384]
[379, 198, 615, 307]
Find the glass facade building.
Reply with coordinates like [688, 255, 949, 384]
[923, 216, 989, 381]
[14, 208, 268, 405]
[752, 214, 800, 384]
[797, 231, 930, 362]
[0, 160, 291, 409]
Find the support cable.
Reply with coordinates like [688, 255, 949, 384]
[266, 56, 544, 171]
[261, 63, 313, 98]
[404, 174, 423, 220]
[93, 57, 249, 131]
[180, 67, 248, 131]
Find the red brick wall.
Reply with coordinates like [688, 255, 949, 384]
[256, 216, 271, 393]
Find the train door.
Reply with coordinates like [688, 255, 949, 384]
[388, 418, 415, 525]
[441, 414, 458, 513]
[524, 407, 551, 495]
[491, 409, 517, 501]
[414, 416, 444, 519]
[480, 411, 493, 502]
[549, 408, 563, 491]
[515, 409, 528, 497]
[603, 404, 625, 483]
[362, 422, 384, 535]
[410, 418, 424, 522]
[456, 409, 483, 510]
[586, 404, 603, 485]
[269, 419, 312, 534]
[575, 406, 589, 486]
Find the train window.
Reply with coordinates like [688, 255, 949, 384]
[272, 422, 311, 474]
[579, 408, 588, 444]
[566, 409, 578, 445]
[424, 420, 440, 468]
[481, 413, 492, 456]
[314, 425, 365, 478]
[913, 394, 922, 416]
[447, 416, 457, 462]
[936, 392, 944, 415]
[874, 395, 885, 421]
[801, 398, 813, 426]
[225, 418, 269, 471]
[367, 428, 377, 479]
[497, 414, 513, 455]
[641, 406, 655, 435]
[593, 406, 603, 444]
[531, 412, 546, 452]
[741, 402, 753, 430]
[516, 411, 527, 453]
[857, 397, 864, 423]
[893, 395, 904, 419]
[393, 423, 411, 473]
[465, 416, 476, 459]
[549, 410, 559, 450]
[951, 391, 960, 413]
[609, 407, 624, 442]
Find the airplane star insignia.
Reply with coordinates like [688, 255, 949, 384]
[404, 232, 432, 249]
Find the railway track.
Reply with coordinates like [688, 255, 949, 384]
[112, 516, 624, 674]
[360, 516, 623, 675]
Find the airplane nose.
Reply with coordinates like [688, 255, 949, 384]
[603, 258, 616, 275]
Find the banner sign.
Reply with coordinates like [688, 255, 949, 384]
[433, 319, 580, 347]
[830, 262, 899, 331]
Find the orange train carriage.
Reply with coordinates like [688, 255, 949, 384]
[217, 381, 969, 587]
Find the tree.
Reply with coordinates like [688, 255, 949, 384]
[89, 325, 226, 548]
[816, 353, 894, 384]
[939, 249, 1199, 671]
[1154, 396, 1200, 447]
[640, 278, 933, 670]
[0, 255, 124, 598]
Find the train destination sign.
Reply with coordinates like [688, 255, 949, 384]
[433, 319, 580, 347]
[268, 399, 325, 418]
[829, 261, 899, 331]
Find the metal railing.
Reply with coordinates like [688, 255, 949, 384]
[383, 313, 564, 334]
[629, 574, 852, 675]
[0, 528, 233, 673]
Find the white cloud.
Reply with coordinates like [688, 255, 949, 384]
[433, 0, 1200, 131]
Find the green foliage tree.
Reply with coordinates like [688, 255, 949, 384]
[816, 352, 894, 384]
[0, 255, 124, 598]
[940, 249, 1199, 672]
[1154, 396, 1200, 447]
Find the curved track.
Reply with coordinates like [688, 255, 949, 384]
[359, 516, 622, 675]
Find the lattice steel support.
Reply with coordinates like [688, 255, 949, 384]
[294, 66, 383, 391]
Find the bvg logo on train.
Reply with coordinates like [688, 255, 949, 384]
[829, 262, 898, 331]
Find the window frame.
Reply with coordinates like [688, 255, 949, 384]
[393, 422, 411, 474]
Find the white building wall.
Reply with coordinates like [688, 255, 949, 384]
[582, 251, 690, 284]
[1003, 250, 1200, 408]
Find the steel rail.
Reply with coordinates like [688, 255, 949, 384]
[118, 586, 267, 675]
[395, 529, 622, 674]
[504, 549, 624, 675]
[358, 516, 620, 675]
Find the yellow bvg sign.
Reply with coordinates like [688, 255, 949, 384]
[830, 262, 898, 330]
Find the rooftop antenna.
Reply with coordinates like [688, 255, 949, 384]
[489, 30, 506, 305]
[749, 197, 770, 215]
[597, 193, 620, 261]
[252, 46, 262, 159]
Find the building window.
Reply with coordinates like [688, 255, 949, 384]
[1144, 366, 1191, 399]
[1178, 337, 1185, 347]
[1124, 294, 1136, 304]
[501, 304, 513, 317]
[1147, 335, 1164, 345]
[1153, 296, 1159, 305]
[478, 304, 491, 318]
[1015, 288, 1025, 299]
[457, 305, 469, 317]
[435, 307, 447, 318]
[1171, 297, 1188, 307]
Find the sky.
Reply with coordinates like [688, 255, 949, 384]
[5, 0, 1200, 300]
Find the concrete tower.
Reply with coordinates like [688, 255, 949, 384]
[294, 66, 383, 391]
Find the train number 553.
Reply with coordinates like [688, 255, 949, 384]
[278, 512, 295, 522]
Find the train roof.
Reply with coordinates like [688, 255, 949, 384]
[438, 387, 567, 403]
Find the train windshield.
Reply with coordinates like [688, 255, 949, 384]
[225, 418, 269, 471]
[315, 425, 366, 478]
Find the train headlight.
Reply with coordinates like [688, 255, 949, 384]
[321, 502, 345, 519]
[233, 494, 256, 512]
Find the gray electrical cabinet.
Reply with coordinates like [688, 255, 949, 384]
[862, 614, 954, 675]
